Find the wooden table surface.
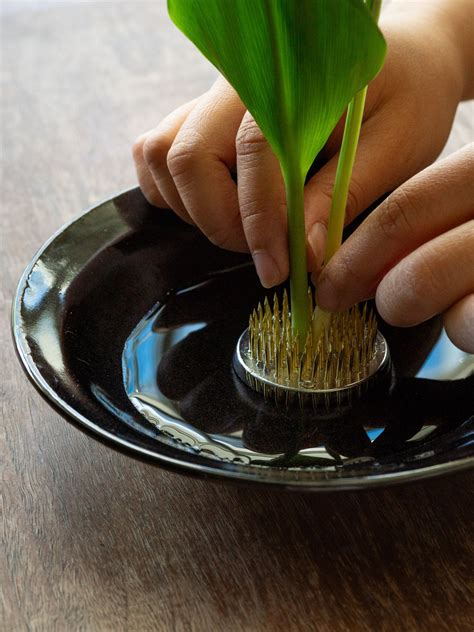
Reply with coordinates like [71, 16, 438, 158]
[2, 2, 473, 631]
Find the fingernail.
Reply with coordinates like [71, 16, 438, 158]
[252, 251, 282, 288]
[308, 222, 327, 272]
[316, 274, 339, 311]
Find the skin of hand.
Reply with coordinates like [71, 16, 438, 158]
[317, 144, 474, 353]
[133, 0, 474, 350]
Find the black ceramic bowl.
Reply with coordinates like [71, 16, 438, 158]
[12, 188, 474, 490]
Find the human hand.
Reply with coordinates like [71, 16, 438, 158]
[316, 145, 474, 352]
[133, 2, 471, 293]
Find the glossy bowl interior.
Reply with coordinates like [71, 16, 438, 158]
[12, 188, 474, 490]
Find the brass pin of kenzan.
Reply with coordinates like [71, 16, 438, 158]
[233, 289, 390, 409]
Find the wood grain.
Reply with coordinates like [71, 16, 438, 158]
[1, 2, 473, 631]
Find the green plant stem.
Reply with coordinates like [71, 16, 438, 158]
[312, 89, 367, 341]
[284, 165, 309, 347]
[324, 87, 368, 263]
[313, 0, 381, 340]
[267, 0, 309, 347]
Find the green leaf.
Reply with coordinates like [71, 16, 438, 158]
[168, 0, 385, 176]
[168, 0, 386, 342]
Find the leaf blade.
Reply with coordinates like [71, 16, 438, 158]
[168, 0, 386, 177]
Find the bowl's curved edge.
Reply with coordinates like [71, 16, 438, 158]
[10, 187, 474, 491]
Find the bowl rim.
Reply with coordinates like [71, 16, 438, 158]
[11, 186, 474, 491]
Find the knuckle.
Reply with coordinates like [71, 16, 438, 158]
[142, 184, 164, 208]
[205, 223, 234, 249]
[312, 176, 363, 225]
[240, 200, 286, 248]
[403, 250, 438, 304]
[143, 134, 171, 171]
[236, 119, 267, 158]
[239, 198, 268, 221]
[240, 201, 266, 233]
[345, 178, 364, 223]
[334, 246, 361, 290]
[132, 134, 147, 162]
[377, 188, 416, 240]
[166, 143, 191, 179]
[166, 133, 203, 179]
[316, 179, 335, 208]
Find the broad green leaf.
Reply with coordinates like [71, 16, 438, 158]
[168, 0, 386, 177]
[168, 0, 386, 342]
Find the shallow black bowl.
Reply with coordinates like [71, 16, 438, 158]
[12, 187, 474, 490]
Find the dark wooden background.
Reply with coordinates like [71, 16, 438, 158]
[1, 2, 473, 630]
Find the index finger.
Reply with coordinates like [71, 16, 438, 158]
[316, 144, 474, 311]
[236, 112, 288, 288]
